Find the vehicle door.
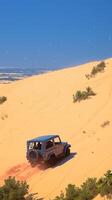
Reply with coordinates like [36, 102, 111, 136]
[45, 139, 55, 158]
[53, 136, 64, 156]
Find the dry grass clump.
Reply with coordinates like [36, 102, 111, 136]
[101, 120, 110, 128]
[85, 61, 106, 79]
[73, 87, 96, 102]
[0, 96, 7, 104]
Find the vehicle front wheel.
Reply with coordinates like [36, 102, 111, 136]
[65, 148, 70, 157]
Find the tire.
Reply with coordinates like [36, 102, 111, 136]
[29, 150, 37, 159]
[29, 150, 38, 165]
[65, 148, 70, 157]
[49, 155, 56, 166]
[30, 160, 37, 167]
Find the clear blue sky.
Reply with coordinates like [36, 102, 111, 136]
[0, 0, 112, 68]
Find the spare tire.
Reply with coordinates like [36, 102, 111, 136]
[29, 150, 38, 161]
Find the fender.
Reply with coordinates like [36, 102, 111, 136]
[64, 143, 71, 153]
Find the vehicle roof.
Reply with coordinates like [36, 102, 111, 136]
[27, 135, 59, 143]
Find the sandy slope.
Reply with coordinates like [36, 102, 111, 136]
[0, 58, 112, 199]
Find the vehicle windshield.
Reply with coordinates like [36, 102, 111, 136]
[28, 141, 42, 150]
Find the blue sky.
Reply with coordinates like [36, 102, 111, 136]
[0, 0, 112, 68]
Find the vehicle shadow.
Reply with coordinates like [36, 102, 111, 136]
[37, 152, 77, 170]
[53, 152, 77, 168]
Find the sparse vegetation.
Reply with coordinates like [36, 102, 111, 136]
[98, 170, 112, 198]
[1, 116, 5, 120]
[53, 170, 112, 200]
[1, 170, 112, 200]
[80, 178, 98, 200]
[101, 120, 110, 128]
[0, 96, 7, 104]
[0, 176, 39, 200]
[65, 184, 81, 200]
[85, 61, 106, 79]
[1, 114, 8, 120]
[91, 61, 106, 75]
[73, 87, 96, 102]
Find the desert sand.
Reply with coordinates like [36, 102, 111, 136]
[0, 58, 112, 199]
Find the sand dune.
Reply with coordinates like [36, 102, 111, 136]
[0, 58, 112, 199]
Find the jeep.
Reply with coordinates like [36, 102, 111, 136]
[26, 135, 71, 165]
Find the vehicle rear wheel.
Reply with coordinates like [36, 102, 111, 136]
[49, 155, 56, 166]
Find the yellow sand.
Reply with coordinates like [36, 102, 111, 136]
[0, 58, 112, 199]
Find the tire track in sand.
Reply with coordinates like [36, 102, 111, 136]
[0, 162, 41, 185]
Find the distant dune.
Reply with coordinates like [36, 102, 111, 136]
[0, 58, 112, 199]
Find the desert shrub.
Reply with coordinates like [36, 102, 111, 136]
[91, 61, 106, 76]
[81, 91, 88, 100]
[85, 61, 106, 79]
[98, 170, 112, 198]
[73, 87, 96, 102]
[0, 176, 38, 200]
[91, 67, 97, 76]
[73, 91, 82, 102]
[0, 96, 7, 104]
[101, 120, 110, 128]
[53, 191, 65, 200]
[86, 87, 96, 96]
[80, 178, 98, 200]
[97, 61, 106, 70]
[53, 181, 98, 200]
[53, 170, 112, 200]
[65, 184, 81, 200]
[85, 74, 91, 80]
[52, 170, 112, 200]
[53, 185, 81, 200]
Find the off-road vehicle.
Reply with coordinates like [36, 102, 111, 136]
[26, 135, 71, 165]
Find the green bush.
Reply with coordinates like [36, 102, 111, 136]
[1, 170, 112, 200]
[98, 170, 112, 198]
[86, 87, 96, 96]
[0, 96, 7, 104]
[0, 176, 38, 200]
[80, 178, 98, 200]
[73, 87, 96, 102]
[65, 184, 81, 200]
[73, 90, 82, 102]
[52, 170, 112, 200]
[97, 61, 106, 70]
[85, 61, 106, 79]
[91, 61, 106, 76]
